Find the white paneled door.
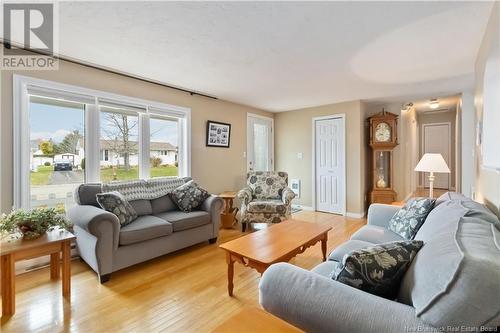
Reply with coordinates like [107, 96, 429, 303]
[315, 117, 345, 214]
[422, 123, 451, 189]
[247, 114, 274, 172]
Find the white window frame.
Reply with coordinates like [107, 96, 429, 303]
[13, 74, 191, 209]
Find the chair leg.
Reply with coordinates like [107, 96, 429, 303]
[242, 222, 247, 232]
[99, 273, 111, 284]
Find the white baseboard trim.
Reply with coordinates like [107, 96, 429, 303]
[346, 211, 366, 219]
[292, 204, 314, 211]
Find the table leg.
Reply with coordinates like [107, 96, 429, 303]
[61, 240, 71, 298]
[226, 252, 235, 296]
[1, 254, 15, 316]
[50, 252, 60, 279]
[321, 234, 328, 262]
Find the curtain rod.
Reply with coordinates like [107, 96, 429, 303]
[1, 41, 218, 100]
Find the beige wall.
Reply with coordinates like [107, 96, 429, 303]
[0, 60, 272, 213]
[474, 2, 500, 217]
[275, 101, 366, 215]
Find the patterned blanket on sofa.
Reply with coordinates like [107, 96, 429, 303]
[101, 177, 191, 201]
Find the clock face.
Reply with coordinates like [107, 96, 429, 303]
[375, 122, 391, 142]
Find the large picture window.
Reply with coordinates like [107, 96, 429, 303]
[149, 117, 179, 178]
[99, 108, 140, 182]
[14, 75, 191, 210]
[29, 96, 86, 210]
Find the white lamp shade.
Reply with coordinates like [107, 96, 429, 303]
[414, 153, 450, 173]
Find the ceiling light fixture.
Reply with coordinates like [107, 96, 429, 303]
[429, 99, 439, 109]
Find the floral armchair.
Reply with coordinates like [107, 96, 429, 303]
[238, 171, 296, 231]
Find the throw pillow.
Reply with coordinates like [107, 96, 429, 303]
[388, 197, 436, 239]
[332, 240, 424, 299]
[169, 181, 210, 212]
[96, 191, 138, 226]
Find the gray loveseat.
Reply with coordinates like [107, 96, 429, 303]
[259, 193, 500, 332]
[67, 177, 223, 283]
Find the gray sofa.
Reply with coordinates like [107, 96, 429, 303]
[67, 178, 223, 283]
[259, 193, 500, 332]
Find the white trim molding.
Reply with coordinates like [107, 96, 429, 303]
[291, 204, 314, 212]
[346, 211, 366, 219]
[311, 114, 347, 216]
[13, 74, 191, 209]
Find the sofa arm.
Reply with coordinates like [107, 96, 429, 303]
[200, 195, 224, 232]
[66, 205, 120, 251]
[367, 203, 401, 228]
[281, 187, 296, 205]
[237, 186, 253, 206]
[259, 263, 435, 333]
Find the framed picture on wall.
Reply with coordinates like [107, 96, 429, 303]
[206, 120, 231, 148]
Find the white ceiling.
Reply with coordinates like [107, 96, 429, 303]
[51, 2, 494, 112]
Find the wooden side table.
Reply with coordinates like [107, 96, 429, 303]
[0, 229, 75, 316]
[218, 191, 239, 229]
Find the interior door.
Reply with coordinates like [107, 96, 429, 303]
[423, 123, 450, 189]
[315, 117, 345, 214]
[247, 114, 273, 172]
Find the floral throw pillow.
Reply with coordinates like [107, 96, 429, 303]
[332, 240, 424, 299]
[388, 198, 436, 239]
[96, 191, 138, 227]
[169, 181, 210, 212]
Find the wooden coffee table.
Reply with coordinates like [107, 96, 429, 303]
[219, 219, 331, 296]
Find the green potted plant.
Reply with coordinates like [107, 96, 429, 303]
[0, 208, 72, 240]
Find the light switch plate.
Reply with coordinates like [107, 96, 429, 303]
[297, 152, 303, 159]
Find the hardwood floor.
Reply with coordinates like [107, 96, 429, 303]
[0, 211, 365, 333]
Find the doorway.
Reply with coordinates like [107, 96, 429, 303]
[313, 115, 346, 215]
[247, 113, 274, 172]
[421, 122, 451, 189]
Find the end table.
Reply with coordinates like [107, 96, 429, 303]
[218, 191, 239, 229]
[0, 229, 75, 316]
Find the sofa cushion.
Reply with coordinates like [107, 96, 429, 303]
[388, 198, 435, 239]
[328, 240, 374, 262]
[333, 240, 423, 299]
[398, 199, 500, 328]
[311, 261, 339, 278]
[96, 191, 137, 226]
[169, 181, 210, 212]
[74, 183, 101, 207]
[155, 210, 210, 232]
[350, 225, 404, 243]
[248, 200, 286, 214]
[119, 215, 173, 245]
[151, 195, 177, 214]
[129, 199, 153, 216]
[247, 171, 288, 200]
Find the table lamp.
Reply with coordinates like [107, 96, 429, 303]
[414, 153, 450, 198]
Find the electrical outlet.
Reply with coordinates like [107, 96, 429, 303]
[297, 152, 303, 159]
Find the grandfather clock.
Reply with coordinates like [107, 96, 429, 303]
[368, 110, 398, 204]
